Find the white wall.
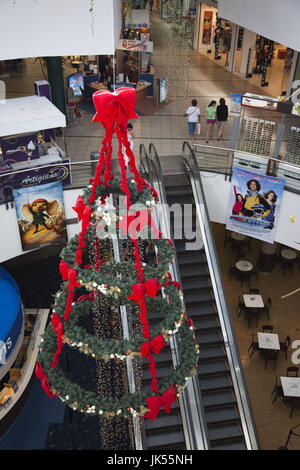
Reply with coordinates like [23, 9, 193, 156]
[0, 0, 122, 60]
[218, 0, 300, 52]
[200, 170, 300, 250]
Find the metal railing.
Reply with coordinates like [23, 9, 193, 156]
[193, 142, 300, 194]
[140, 143, 210, 450]
[183, 141, 260, 450]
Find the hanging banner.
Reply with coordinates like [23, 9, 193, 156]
[226, 167, 285, 243]
[202, 11, 213, 45]
[13, 181, 67, 252]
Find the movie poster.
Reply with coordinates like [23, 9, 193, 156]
[226, 167, 285, 243]
[202, 11, 213, 45]
[13, 181, 68, 251]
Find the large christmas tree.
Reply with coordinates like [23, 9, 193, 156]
[35, 88, 198, 448]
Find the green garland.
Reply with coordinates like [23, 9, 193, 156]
[36, 178, 199, 418]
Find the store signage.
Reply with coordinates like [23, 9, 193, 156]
[118, 39, 153, 53]
[202, 11, 213, 45]
[242, 93, 278, 111]
[226, 167, 285, 244]
[0, 159, 72, 205]
[1, 133, 39, 164]
[13, 181, 68, 252]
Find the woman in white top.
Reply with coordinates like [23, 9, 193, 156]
[183, 99, 201, 140]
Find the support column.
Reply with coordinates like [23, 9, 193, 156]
[239, 29, 257, 76]
[45, 57, 66, 116]
[227, 24, 239, 73]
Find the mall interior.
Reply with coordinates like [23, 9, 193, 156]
[0, 0, 300, 452]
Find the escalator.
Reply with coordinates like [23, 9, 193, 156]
[140, 143, 260, 451]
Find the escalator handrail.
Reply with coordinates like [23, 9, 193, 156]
[139, 143, 210, 450]
[182, 140, 260, 450]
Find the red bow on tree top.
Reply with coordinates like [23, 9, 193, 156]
[92, 88, 139, 130]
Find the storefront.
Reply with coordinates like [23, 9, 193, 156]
[193, 1, 296, 99]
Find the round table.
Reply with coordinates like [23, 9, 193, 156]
[231, 232, 246, 241]
[281, 249, 297, 261]
[235, 260, 253, 272]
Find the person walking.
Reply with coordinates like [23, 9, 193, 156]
[183, 99, 201, 141]
[216, 97, 228, 140]
[149, 0, 154, 11]
[205, 100, 217, 144]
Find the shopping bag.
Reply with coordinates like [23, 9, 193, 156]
[195, 123, 201, 135]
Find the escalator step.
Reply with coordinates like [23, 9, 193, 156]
[177, 253, 206, 266]
[167, 196, 193, 205]
[210, 439, 246, 450]
[198, 345, 226, 361]
[166, 187, 191, 197]
[147, 430, 185, 449]
[184, 292, 214, 305]
[196, 331, 223, 345]
[143, 365, 173, 381]
[142, 350, 171, 365]
[202, 390, 236, 408]
[205, 405, 239, 424]
[208, 423, 244, 443]
[186, 304, 217, 318]
[198, 374, 232, 392]
[192, 317, 219, 331]
[181, 278, 211, 291]
[164, 176, 187, 187]
[197, 359, 228, 376]
[180, 265, 208, 278]
[175, 241, 200, 255]
[145, 412, 182, 431]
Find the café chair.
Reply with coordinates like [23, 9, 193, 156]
[249, 288, 259, 294]
[280, 335, 291, 360]
[270, 377, 284, 404]
[236, 295, 246, 318]
[228, 262, 237, 281]
[287, 366, 299, 377]
[245, 309, 259, 329]
[259, 349, 278, 370]
[262, 297, 271, 320]
[248, 334, 259, 358]
[286, 397, 300, 418]
[262, 325, 274, 333]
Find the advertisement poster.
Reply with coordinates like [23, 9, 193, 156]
[226, 167, 285, 243]
[202, 11, 213, 45]
[230, 93, 242, 114]
[1, 133, 39, 165]
[13, 181, 67, 252]
[158, 79, 167, 104]
[68, 72, 84, 97]
[242, 92, 278, 111]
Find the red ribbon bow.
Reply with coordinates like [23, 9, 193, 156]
[51, 313, 64, 369]
[35, 362, 56, 399]
[187, 316, 194, 328]
[128, 278, 161, 304]
[144, 385, 176, 422]
[92, 88, 139, 130]
[72, 195, 86, 221]
[164, 272, 181, 290]
[140, 334, 166, 358]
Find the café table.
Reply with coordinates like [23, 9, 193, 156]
[236, 260, 253, 272]
[281, 377, 300, 397]
[257, 332, 280, 350]
[281, 377, 300, 417]
[231, 232, 246, 241]
[243, 294, 264, 309]
[281, 249, 297, 261]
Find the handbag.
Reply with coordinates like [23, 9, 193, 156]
[195, 123, 201, 135]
